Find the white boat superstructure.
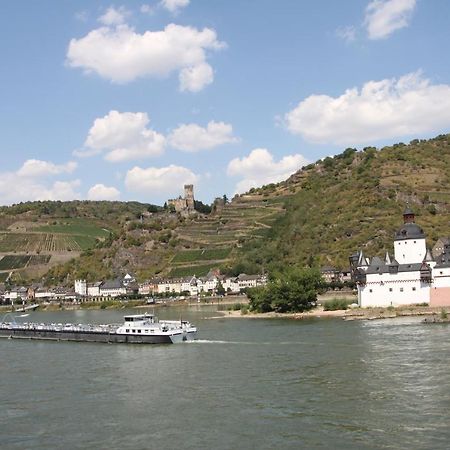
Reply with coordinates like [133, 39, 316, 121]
[0, 313, 197, 344]
[115, 314, 197, 343]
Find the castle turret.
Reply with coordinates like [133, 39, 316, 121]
[184, 184, 195, 210]
[394, 207, 426, 264]
[403, 206, 415, 224]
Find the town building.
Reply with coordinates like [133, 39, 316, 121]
[350, 207, 450, 308]
[432, 237, 450, 260]
[99, 279, 127, 298]
[74, 279, 87, 296]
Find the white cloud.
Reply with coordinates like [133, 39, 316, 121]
[284, 71, 450, 146]
[365, 0, 416, 40]
[140, 4, 153, 14]
[179, 62, 214, 92]
[125, 165, 198, 196]
[66, 23, 225, 92]
[79, 110, 165, 162]
[227, 148, 308, 194]
[87, 184, 121, 200]
[160, 0, 189, 13]
[0, 174, 80, 205]
[41, 180, 81, 201]
[17, 159, 77, 177]
[98, 6, 129, 26]
[336, 25, 356, 43]
[168, 121, 238, 152]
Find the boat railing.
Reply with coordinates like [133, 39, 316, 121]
[0, 321, 120, 333]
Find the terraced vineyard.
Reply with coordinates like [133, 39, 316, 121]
[168, 264, 221, 278]
[0, 233, 96, 252]
[163, 194, 289, 276]
[28, 255, 51, 266]
[35, 219, 110, 238]
[175, 196, 285, 250]
[0, 255, 31, 270]
[172, 248, 231, 263]
[0, 272, 9, 282]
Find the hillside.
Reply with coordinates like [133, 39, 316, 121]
[1, 133, 450, 285]
[236, 134, 450, 272]
[0, 201, 160, 283]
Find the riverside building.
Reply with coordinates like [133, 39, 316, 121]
[351, 207, 450, 308]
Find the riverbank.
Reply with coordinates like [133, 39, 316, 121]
[0, 295, 248, 313]
[216, 305, 450, 321]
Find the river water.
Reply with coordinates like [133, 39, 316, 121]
[1, 306, 450, 449]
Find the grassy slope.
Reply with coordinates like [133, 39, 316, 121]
[237, 134, 450, 272]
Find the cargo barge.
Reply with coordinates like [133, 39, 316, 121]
[0, 313, 197, 344]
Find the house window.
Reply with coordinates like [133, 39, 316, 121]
[414, 241, 416, 243]
[400, 287, 404, 292]
[412, 287, 416, 291]
[389, 288, 393, 292]
[440, 271, 443, 275]
[369, 289, 373, 293]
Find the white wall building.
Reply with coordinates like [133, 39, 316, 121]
[87, 282, 102, 297]
[74, 279, 87, 296]
[351, 207, 446, 308]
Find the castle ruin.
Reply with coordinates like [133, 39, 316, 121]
[168, 184, 195, 215]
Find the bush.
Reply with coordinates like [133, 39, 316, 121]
[248, 267, 322, 313]
[323, 298, 353, 311]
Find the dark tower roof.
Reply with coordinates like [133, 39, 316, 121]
[403, 205, 415, 224]
[395, 205, 424, 240]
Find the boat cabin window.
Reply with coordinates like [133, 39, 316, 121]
[124, 315, 154, 322]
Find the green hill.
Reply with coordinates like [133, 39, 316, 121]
[235, 134, 450, 273]
[2, 133, 450, 285]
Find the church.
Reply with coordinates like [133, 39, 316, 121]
[350, 207, 450, 308]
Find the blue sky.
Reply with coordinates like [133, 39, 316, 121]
[1, 0, 449, 205]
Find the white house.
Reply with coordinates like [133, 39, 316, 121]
[351, 207, 441, 308]
[87, 282, 102, 297]
[74, 279, 87, 296]
[99, 279, 126, 297]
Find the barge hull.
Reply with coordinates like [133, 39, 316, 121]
[0, 329, 177, 344]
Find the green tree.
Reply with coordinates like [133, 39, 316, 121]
[216, 281, 225, 296]
[247, 267, 322, 313]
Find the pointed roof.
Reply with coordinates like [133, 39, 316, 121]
[370, 256, 384, 266]
[424, 248, 434, 262]
[358, 250, 368, 266]
[385, 252, 392, 264]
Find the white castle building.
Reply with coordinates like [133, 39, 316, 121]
[351, 207, 450, 308]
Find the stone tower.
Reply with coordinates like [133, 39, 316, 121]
[184, 184, 195, 209]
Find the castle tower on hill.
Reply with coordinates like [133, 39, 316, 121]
[184, 184, 194, 210]
[167, 184, 195, 215]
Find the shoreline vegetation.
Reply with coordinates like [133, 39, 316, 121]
[219, 304, 450, 321]
[1, 295, 449, 323]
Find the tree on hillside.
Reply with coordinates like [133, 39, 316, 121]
[216, 281, 225, 296]
[247, 267, 322, 313]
